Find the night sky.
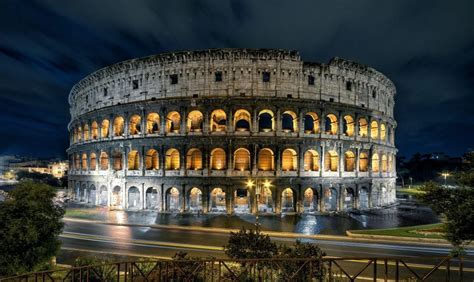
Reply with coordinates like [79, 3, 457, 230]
[0, 0, 473, 159]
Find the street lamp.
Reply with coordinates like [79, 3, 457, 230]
[440, 172, 451, 187]
[246, 178, 272, 231]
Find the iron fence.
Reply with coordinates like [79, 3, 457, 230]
[1, 256, 471, 281]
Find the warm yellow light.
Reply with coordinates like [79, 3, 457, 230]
[263, 180, 271, 188]
[246, 179, 254, 188]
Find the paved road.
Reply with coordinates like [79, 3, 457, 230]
[59, 220, 474, 280]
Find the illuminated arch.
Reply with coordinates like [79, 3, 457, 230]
[112, 151, 123, 170]
[128, 150, 140, 170]
[358, 118, 368, 137]
[113, 116, 124, 136]
[210, 188, 226, 211]
[380, 123, 386, 141]
[90, 153, 97, 170]
[372, 153, 380, 172]
[234, 148, 250, 171]
[210, 109, 227, 132]
[324, 150, 338, 172]
[81, 153, 88, 170]
[281, 111, 298, 132]
[381, 154, 388, 172]
[91, 121, 99, 140]
[258, 148, 274, 171]
[188, 187, 202, 211]
[101, 119, 109, 138]
[83, 124, 90, 141]
[281, 188, 295, 212]
[234, 109, 251, 131]
[187, 110, 203, 132]
[304, 112, 320, 134]
[210, 148, 226, 170]
[129, 114, 141, 135]
[343, 115, 355, 136]
[145, 149, 159, 170]
[325, 114, 338, 135]
[166, 111, 181, 133]
[344, 151, 355, 172]
[186, 148, 203, 170]
[165, 148, 180, 170]
[359, 152, 369, 172]
[304, 150, 319, 171]
[258, 109, 274, 132]
[146, 113, 160, 134]
[282, 148, 298, 171]
[371, 121, 379, 139]
[77, 126, 83, 141]
[100, 152, 109, 170]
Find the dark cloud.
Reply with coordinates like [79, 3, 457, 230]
[0, 0, 473, 158]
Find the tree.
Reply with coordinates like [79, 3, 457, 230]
[224, 227, 278, 259]
[278, 240, 326, 280]
[0, 181, 64, 276]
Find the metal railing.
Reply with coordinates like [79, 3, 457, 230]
[1, 256, 470, 281]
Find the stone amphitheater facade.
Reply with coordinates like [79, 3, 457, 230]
[67, 48, 397, 214]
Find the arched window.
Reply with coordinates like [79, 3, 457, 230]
[166, 111, 181, 133]
[372, 153, 380, 172]
[258, 110, 274, 132]
[188, 187, 202, 211]
[145, 149, 159, 170]
[186, 148, 202, 170]
[258, 148, 274, 171]
[282, 111, 298, 132]
[325, 114, 338, 135]
[358, 118, 368, 137]
[343, 115, 355, 136]
[146, 113, 160, 134]
[281, 188, 294, 212]
[381, 154, 388, 172]
[128, 150, 140, 170]
[344, 151, 355, 172]
[210, 188, 226, 211]
[371, 121, 379, 139]
[388, 154, 393, 172]
[359, 152, 369, 172]
[210, 148, 226, 170]
[165, 149, 180, 170]
[91, 121, 99, 140]
[83, 124, 90, 141]
[234, 148, 250, 171]
[90, 153, 97, 170]
[75, 154, 80, 169]
[282, 149, 297, 171]
[100, 152, 109, 170]
[81, 153, 88, 170]
[304, 150, 319, 171]
[324, 150, 338, 172]
[304, 112, 320, 134]
[210, 109, 227, 132]
[187, 110, 203, 132]
[101, 119, 109, 138]
[113, 116, 124, 136]
[234, 109, 251, 132]
[380, 124, 386, 141]
[112, 151, 123, 170]
[77, 126, 83, 141]
[129, 115, 141, 135]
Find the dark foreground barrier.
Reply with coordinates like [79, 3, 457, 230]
[1, 256, 471, 281]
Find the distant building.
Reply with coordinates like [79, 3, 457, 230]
[0, 156, 68, 179]
[48, 162, 68, 178]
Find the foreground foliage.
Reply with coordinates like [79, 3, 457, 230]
[0, 181, 64, 276]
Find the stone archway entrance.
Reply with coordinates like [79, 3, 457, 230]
[281, 188, 295, 212]
[166, 187, 181, 212]
[234, 188, 250, 213]
[258, 187, 273, 213]
[188, 187, 202, 212]
[99, 185, 108, 206]
[324, 187, 338, 211]
[128, 187, 140, 209]
[111, 186, 122, 208]
[210, 188, 226, 212]
[359, 187, 369, 209]
[303, 188, 318, 212]
[146, 187, 158, 209]
[89, 185, 96, 204]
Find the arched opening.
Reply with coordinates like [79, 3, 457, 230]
[372, 153, 380, 173]
[388, 154, 393, 172]
[303, 188, 318, 212]
[81, 153, 88, 170]
[258, 148, 274, 171]
[344, 151, 355, 172]
[81, 184, 87, 202]
[112, 151, 123, 170]
[359, 187, 369, 209]
[166, 187, 180, 212]
[89, 185, 96, 204]
[101, 119, 109, 138]
[325, 114, 338, 135]
[281, 188, 295, 212]
[371, 188, 380, 207]
[371, 121, 379, 139]
[258, 110, 274, 132]
[129, 115, 141, 135]
[210, 148, 226, 170]
[111, 186, 122, 207]
[186, 148, 203, 170]
[91, 121, 99, 140]
[324, 150, 338, 172]
[75, 154, 80, 170]
[188, 187, 202, 212]
[358, 118, 368, 137]
[304, 112, 320, 134]
[100, 152, 109, 170]
[381, 154, 388, 172]
[187, 110, 203, 132]
[344, 187, 355, 210]
[281, 111, 298, 132]
[258, 187, 273, 212]
[343, 115, 355, 136]
[281, 149, 297, 171]
[166, 111, 181, 133]
[359, 152, 369, 172]
[145, 149, 159, 170]
[234, 109, 251, 132]
[83, 124, 90, 141]
[324, 187, 338, 212]
[210, 109, 227, 132]
[90, 153, 97, 170]
[234, 148, 250, 171]
[165, 149, 180, 170]
[304, 150, 319, 171]
[113, 116, 124, 136]
[99, 185, 108, 206]
[210, 188, 226, 212]
[128, 150, 140, 170]
[127, 187, 140, 209]
[146, 187, 158, 209]
[234, 188, 249, 213]
[146, 113, 160, 134]
[380, 124, 386, 141]
[77, 126, 83, 142]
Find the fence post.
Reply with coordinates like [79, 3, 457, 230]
[373, 259, 377, 282]
[459, 257, 463, 282]
[384, 259, 388, 282]
[395, 259, 399, 282]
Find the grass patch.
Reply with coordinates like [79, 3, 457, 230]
[64, 209, 99, 220]
[350, 223, 444, 239]
[397, 187, 425, 195]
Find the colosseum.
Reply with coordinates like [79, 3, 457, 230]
[67, 48, 397, 214]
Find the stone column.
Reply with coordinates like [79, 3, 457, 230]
[298, 110, 304, 136]
[275, 147, 281, 176]
[227, 108, 233, 133]
[355, 148, 360, 177]
[181, 108, 187, 135]
[318, 184, 325, 212]
[140, 146, 145, 175]
[141, 183, 145, 210]
[275, 107, 281, 132]
[252, 107, 258, 134]
[160, 110, 166, 135]
[354, 113, 359, 141]
[181, 185, 186, 212]
[108, 114, 113, 138]
[252, 144, 258, 175]
[124, 112, 129, 137]
[354, 184, 359, 210]
[275, 186, 281, 214]
[298, 145, 304, 176]
[203, 110, 210, 134]
[226, 185, 233, 215]
[337, 184, 343, 212]
[338, 145, 343, 178]
[180, 145, 186, 175]
[368, 183, 373, 208]
[202, 185, 209, 213]
[227, 143, 233, 172]
[320, 144, 325, 177]
[338, 111, 344, 137]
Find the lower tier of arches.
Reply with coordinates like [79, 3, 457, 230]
[68, 176, 396, 214]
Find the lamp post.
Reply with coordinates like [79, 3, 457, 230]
[246, 178, 271, 231]
[440, 172, 450, 187]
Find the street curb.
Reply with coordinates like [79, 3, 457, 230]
[62, 216, 473, 249]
